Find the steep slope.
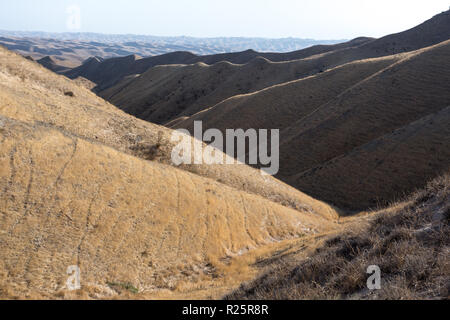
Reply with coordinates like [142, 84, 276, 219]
[0, 46, 341, 298]
[172, 55, 402, 131]
[101, 53, 400, 125]
[174, 40, 450, 211]
[291, 106, 450, 210]
[64, 51, 198, 91]
[0, 46, 337, 219]
[277, 40, 450, 183]
[0, 116, 335, 298]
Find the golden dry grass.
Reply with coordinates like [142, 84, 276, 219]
[0, 117, 336, 299]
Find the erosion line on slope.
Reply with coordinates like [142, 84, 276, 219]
[239, 193, 257, 246]
[157, 172, 179, 255]
[1, 145, 17, 201]
[43, 138, 78, 224]
[174, 171, 185, 259]
[8, 149, 34, 234]
[76, 181, 105, 266]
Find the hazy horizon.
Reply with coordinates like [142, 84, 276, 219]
[0, 0, 449, 40]
[0, 29, 346, 41]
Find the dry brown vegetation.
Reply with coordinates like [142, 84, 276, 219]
[225, 174, 450, 300]
[0, 117, 335, 299]
[280, 41, 450, 210]
[100, 56, 349, 125]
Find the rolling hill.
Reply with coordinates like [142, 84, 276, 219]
[0, 31, 345, 57]
[64, 37, 373, 93]
[171, 54, 403, 132]
[1, 9, 449, 301]
[0, 46, 339, 298]
[36, 56, 70, 73]
[171, 42, 450, 210]
[98, 10, 450, 126]
[0, 45, 338, 218]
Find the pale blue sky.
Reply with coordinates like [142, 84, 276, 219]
[0, 0, 449, 39]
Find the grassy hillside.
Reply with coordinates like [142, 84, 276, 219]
[0, 117, 335, 299]
[172, 55, 401, 132]
[291, 106, 450, 210]
[226, 173, 449, 300]
[278, 41, 450, 209]
[1, 10, 448, 301]
[64, 52, 197, 92]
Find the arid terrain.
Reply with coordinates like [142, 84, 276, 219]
[0, 9, 449, 300]
[0, 45, 338, 299]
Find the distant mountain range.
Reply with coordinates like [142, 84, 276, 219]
[0, 30, 344, 63]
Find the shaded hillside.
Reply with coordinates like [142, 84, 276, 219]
[64, 52, 197, 92]
[226, 173, 450, 300]
[292, 106, 450, 210]
[101, 11, 450, 125]
[172, 55, 402, 131]
[277, 41, 450, 209]
[36, 56, 70, 73]
[66, 37, 373, 93]
[0, 46, 342, 299]
[174, 40, 450, 211]
[361, 10, 450, 55]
